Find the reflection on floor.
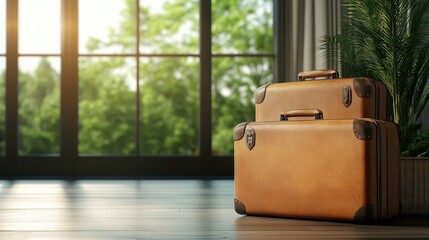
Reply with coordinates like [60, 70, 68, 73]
[0, 179, 428, 239]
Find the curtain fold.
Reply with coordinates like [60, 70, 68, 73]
[283, 0, 341, 82]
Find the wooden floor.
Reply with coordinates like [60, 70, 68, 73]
[0, 179, 428, 239]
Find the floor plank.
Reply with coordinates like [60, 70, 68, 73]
[0, 179, 428, 239]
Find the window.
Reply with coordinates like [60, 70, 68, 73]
[18, 0, 61, 54]
[18, 57, 61, 155]
[139, 57, 199, 155]
[0, 0, 5, 53]
[78, 0, 200, 156]
[17, 0, 61, 155]
[212, 57, 272, 154]
[78, 57, 137, 155]
[79, 0, 136, 54]
[1, 0, 280, 176]
[212, 0, 273, 155]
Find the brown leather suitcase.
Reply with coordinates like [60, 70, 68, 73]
[255, 70, 389, 121]
[234, 113, 400, 223]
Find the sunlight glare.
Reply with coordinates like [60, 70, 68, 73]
[19, 0, 61, 54]
[79, 0, 131, 53]
[0, 0, 5, 54]
[8, 182, 64, 194]
[19, 57, 61, 73]
[0, 56, 4, 71]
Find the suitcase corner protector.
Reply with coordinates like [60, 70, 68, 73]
[353, 78, 373, 98]
[353, 119, 373, 140]
[234, 122, 250, 141]
[255, 84, 270, 104]
[234, 198, 247, 215]
[354, 204, 374, 224]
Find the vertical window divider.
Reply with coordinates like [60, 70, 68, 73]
[273, 0, 287, 83]
[199, 0, 212, 174]
[61, 0, 78, 173]
[5, 0, 18, 168]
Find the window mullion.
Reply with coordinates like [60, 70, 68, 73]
[199, 0, 211, 172]
[61, 0, 78, 167]
[5, 0, 18, 162]
[273, 0, 287, 83]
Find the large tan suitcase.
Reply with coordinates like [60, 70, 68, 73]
[234, 114, 400, 223]
[255, 70, 389, 121]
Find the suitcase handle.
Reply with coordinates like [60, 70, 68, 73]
[280, 109, 323, 121]
[298, 69, 339, 81]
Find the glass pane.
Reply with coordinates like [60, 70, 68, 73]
[0, 0, 5, 54]
[140, 58, 198, 155]
[19, 0, 61, 54]
[0, 57, 5, 154]
[18, 57, 61, 155]
[139, 0, 199, 54]
[79, 0, 137, 54]
[212, 0, 273, 54]
[79, 57, 136, 155]
[212, 57, 272, 155]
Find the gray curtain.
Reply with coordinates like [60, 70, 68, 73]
[283, 0, 341, 82]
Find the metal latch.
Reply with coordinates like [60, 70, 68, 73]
[343, 85, 352, 107]
[246, 128, 255, 150]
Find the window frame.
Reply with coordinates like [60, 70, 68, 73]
[1, 0, 286, 177]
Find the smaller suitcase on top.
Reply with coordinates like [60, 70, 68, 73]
[255, 69, 388, 121]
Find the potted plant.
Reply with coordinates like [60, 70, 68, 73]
[321, 0, 429, 215]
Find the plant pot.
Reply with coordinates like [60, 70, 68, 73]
[400, 157, 429, 215]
